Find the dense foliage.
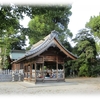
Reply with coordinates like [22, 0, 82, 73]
[84, 15, 100, 77]
[86, 15, 100, 55]
[65, 14, 100, 77]
[28, 5, 73, 50]
[0, 4, 28, 68]
[86, 15, 100, 38]
[65, 29, 97, 77]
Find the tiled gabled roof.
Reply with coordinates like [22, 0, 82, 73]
[25, 30, 58, 57]
[13, 30, 77, 63]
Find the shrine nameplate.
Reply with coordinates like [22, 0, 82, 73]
[44, 56, 56, 61]
[36, 57, 43, 63]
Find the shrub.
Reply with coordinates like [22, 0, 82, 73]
[78, 64, 89, 77]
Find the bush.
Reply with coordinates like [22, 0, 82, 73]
[65, 67, 70, 77]
[91, 65, 100, 77]
[78, 64, 89, 77]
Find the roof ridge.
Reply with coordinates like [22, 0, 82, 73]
[12, 30, 77, 63]
[30, 30, 58, 50]
[25, 31, 58, 56]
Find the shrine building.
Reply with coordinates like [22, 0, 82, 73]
[12, 30, 77, 83]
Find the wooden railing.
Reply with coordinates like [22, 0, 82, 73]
[36, 70, 64, 79]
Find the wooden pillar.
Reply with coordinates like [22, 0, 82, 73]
[56, 62, 58, 81]
[26, 65, 28, 78]
[63, 64, 65, 81]
[23, 64, 25, 78]
[25, 64, 28, 80]
[42, 63, 44, 82]
[23, 63, 25, 80]
[56, 56, 58, 81]
[27, 65, 29, 81]
[30, 63, 32, 80]
[15, 64, 17, 70]
[18, 63, 20, 70]
[43, 57, 44, 82]
[34, 63, 37, 83]
[24, 65, 28, 81]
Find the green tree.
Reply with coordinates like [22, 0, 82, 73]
[72, 29, 97, 77]
[28, 5, 72, 47]
[0, 4, 73, 68]
[0, 4, 30, 68]
[85, 15, 100, 54]
[86, 15, 100, 38]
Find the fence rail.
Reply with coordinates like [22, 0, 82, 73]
[0, 69, 24, 75]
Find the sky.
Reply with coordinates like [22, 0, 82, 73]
[68, 0, 100, 38]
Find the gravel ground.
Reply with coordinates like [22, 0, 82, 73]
[0, 77, 100, 95]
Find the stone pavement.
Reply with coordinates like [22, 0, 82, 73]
[17, 81, 78, 88]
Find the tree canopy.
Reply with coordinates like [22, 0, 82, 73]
[86, 15, 100, 38]
[85, 15, 100, 55]
[28, 5, 73, 47]
[71, 29, 97, 77]
[73, 29, 97, 61]
[0, 4, 30, 68]
[0, 4, 73, 68]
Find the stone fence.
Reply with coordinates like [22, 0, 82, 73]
[0, 69, 24, 82]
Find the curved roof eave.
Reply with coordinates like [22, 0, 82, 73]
[13, 30, 77, 63]
[26, 37, 77, 60]
[12, 34, 56, 63]
[26, 39, 56, 59]
[54, 38, 77, 59]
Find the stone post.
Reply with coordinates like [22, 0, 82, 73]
[12, 71, 15, 82]
[18, 72, 21, 81]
